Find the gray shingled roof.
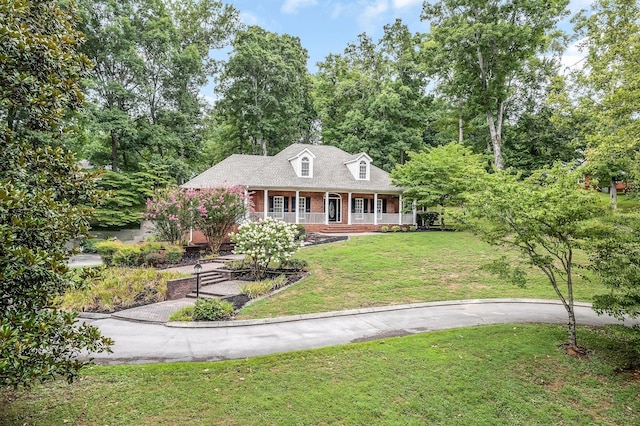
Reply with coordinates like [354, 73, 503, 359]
[183, 143, 403, 193]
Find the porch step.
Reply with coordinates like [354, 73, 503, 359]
[319, 225, 356, 233]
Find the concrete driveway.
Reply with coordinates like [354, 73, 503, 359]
[84, 299, 639, 365]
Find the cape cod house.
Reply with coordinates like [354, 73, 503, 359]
[182, 143, 416, 233]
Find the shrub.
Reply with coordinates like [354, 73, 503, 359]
[240, 281, 273, 299]
[112, 245, 143, 267]
[380, 226, 389, 233]
[81, 238, 105, 254]
[192, 298, 234, 321]
[169, 306, 195, 321]
[231, 218, 301, 280]
[94, 240, 124, 266]
[225, 259, 248, 270]
[409, 225, 417, 231]
[60, 268, 188, 313]
[164, 246, 184, 264]
[144, 253, 165, 267]
[295, 224, 306, 241]
[281, 258, 308, 271]
[240, 275, 288, 299]
[391, 225, 401, 232]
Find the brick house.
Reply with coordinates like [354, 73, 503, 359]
[182, 143, 416, 233]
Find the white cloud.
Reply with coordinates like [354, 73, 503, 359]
[560, 37, 587, 74]
[239, 11, 260, 26]
[358, 0, 389, 32]
[392, 0, 422, 9]
[281, 0, 318, 14]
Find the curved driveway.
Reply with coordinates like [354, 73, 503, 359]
[84, 299, 639, 365]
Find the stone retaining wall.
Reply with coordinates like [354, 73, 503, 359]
[166, 276, 196, 300]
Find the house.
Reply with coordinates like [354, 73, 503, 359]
[182, 143, 416, 233]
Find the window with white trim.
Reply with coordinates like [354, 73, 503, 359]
[359, 161, 367, 180]
[301, 157, 310, 177]
[273, 196, 284, 219]
[354, 198, 364, 219]
[298, 197, 306, 220]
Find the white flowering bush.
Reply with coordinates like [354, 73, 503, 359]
[230, 218, 302, 280]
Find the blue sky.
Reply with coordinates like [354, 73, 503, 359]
[203, 0, 591, 102]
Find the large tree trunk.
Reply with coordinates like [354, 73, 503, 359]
[610, 177, 618, 210]
[110, 129, 119, 172]
[458, 113, 464, 143]
[486, 110, 504, 170]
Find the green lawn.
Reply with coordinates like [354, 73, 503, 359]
[598, 192, 640, 211]
[2, 324, 639, 425]
[238, 232, 603, 319]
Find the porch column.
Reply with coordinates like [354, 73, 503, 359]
[413, 200, 417, 225]
[374, 193, 378, 226]
[263, 189, 268, 220]
[244, 187, 250, 221]
[324, 191, 329, 225]
[348, 192, 352, 225]
[399, 194, 403, 225]
[295, 190, 300, 224]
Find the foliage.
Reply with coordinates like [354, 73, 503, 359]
[231, 218, 301, 280]
[192, 298, 234, 321]
[586, 212, 640, 355]
[280, 258, 308, 271]
[60, 267, 187, 313]
[78, 0, 240, 181]
[380, 226, 389, 233]
[240, 275, 288, 299]
[144, 187, 191, 244]
[457, 164, 608, 349]
[391, 226, 401, 232]
[145, 186, 251, 252]
[213, 25, 314, 156]
[3, 325, 640, 425]
[0, 0, 112, 388]
[91, 165, 173, 229]
[168, 305, 195, 321]
[421, 0, 570, 169]
[392, 142, 487, 229]
[94, 240, 182, 267]
[144, 253, 165, 267]
[313, 21, 432, 171]
[573, 0, 640, 208]
[81, 238, 106, 254]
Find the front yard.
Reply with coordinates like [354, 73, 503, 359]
[237, 231, 603, 319]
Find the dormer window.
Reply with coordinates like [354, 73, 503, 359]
[301, 157, 310, 177]
[359, 161, 367, 180]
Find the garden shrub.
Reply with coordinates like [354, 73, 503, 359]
[380, 226, 389, 233]
[409, 225, 417, 231]
[192, 298, 234, 321]
[391, 225, 401, 232]
[94, 240, 123, 266]
[281, 258, 308, 271]
[295, 224, 306, 241]
[240, 275, 288, 299]
[144, 253, 165, 267]
[112, 245, 143, 267]
[164, 246, 184, 264]
[231, 218, 301, 280]
[169, 306, 195, 321]
[225, 259, 248, 270]
[81, 238, 105, 254]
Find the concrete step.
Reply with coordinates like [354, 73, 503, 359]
[186, 280, 244, 299]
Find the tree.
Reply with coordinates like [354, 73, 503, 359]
[460, 165, 608, 352]
[586, 212, 640, 357]
[0, 0, 112, 388]
[314, 20, 432, 171]
[421, 0, 570, 170]
[391, 142, 487, 228]
[78, 0, 239, 181]
[573, 0, 640, 208]
[214, 26, 314, 156]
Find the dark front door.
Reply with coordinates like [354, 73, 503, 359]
[328, 198, 341, 222]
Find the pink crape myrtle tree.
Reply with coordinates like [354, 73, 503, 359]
[146, 186, 253, 253]
[191, 186, 252, 253]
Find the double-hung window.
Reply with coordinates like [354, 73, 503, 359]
[354, 198, 364, 219]
[298, 197, 306, 220]
[273, 196, 284, 219]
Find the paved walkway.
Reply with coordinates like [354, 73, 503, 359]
[82, 299, 640, 365]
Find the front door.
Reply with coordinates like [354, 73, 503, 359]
[328, 198, 341, 222]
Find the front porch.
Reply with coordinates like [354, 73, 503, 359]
[246, 189, 415, 229]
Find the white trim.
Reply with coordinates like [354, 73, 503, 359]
[374, 193, 378, 225]
[324, 192, 329, 225]
[348, 192, 352, 225]
[399, 194, 403, 225]
[264, 189, 268, 221]
[295, 190, 300, 224]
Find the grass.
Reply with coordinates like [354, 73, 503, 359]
[598, 192, 640, 211]
[237, 232, 604, 319]
[60, 267, 189, 313]
[2, 324, 639, 425]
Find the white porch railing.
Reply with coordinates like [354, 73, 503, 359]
[246, 212, 415, 226]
